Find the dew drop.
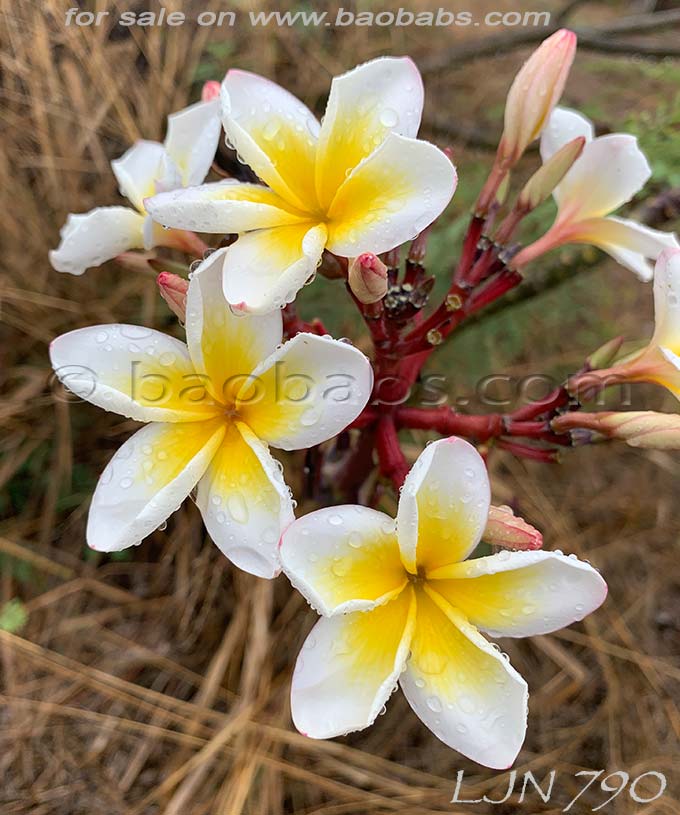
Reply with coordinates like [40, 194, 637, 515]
[227, 492, 249, 524]
[379, 108, 399, 128]
[262, 120, 281, 141]
[300, 408, 320, 427]
[347, 532, 363, 549]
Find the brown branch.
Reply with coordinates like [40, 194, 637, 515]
[420, 9, 680, 73]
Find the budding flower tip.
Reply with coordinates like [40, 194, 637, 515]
[556, 28, 577, 45]
[356, 252, 387, 275]
[201, 80, 221, 102]
[348, 253, 389, 304]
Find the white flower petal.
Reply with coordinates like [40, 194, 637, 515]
[400, 587, 528, 770]
[291, 587, 416, 739]
[396, 437, 490, 575]
[111, 141, 166, 211]
[49, 207, 146, 276]
[184, 248, 282, 402]
[564, 216, 679, 281]
[429, 550, 608, 637]
[221, 69, 319, 211]
[325, 133, 456, 257]
[164, 99, 221, 187]
[87, 419, 225, 552]
[237, 332, 373, 450]
[280, 506, 407, 615]
[222, 223, 327, 314]
[196, 422, 294, 579]
[555, 134, 651, 220]
[49, 325, 220, 422]
[540, 107, 594, 164]
[145, 180, 309, 234]
[315, 57, 424, 209]
[652, 248, 680, 349]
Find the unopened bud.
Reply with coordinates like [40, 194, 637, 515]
[484, 504, 543, 551]
[500, 29, 576, 165]
[495, 172, 511, 206]
[201, 81, 221, 102]
[348, 253, 389, 304]
[157, 272, 188, 321]
[602, 412, 680, 448]
[586, 335, 625, 370]
[519, 136, 585, 211]
[553, 410, 680, 449]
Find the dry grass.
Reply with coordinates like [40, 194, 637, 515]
[1, 1, 680, 813]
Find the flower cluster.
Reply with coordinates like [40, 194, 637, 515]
[49, 32, 678, 768]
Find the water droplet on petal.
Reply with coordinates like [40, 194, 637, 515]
[379, 108, 398, 128]
[227, 492, 249, 524]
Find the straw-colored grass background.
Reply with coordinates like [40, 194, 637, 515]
[1, 1, 680, 812]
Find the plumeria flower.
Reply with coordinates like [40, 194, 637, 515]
[513, 107, 679, 279]
[570, 248, 680, 400]
[280, 438, 606, 768]
[49, 94, 222, 275]
[145, 57, 457, 314]
[49, 249, 372, 578]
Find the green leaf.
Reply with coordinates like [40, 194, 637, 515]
[0, 598, 28, 633]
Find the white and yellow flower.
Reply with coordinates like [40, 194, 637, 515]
[513, 107, 679, 279]
[571, 248, 680, 400]
[49, 96, 222, 275]
[281, 437, 606, 768]
[145, 58, 457, 314]
[49, 249, 373, 578]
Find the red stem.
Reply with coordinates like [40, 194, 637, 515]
[453, 215, 485, 284]
[510, 386, 572, 421]
[375, 416, 410, 490]
[396, 407, 504, 441]
[495, 439, 561, 463]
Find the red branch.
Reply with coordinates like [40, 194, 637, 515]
[375, 416, 410, 490]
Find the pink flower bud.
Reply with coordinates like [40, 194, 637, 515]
[201, 81, 221, 102]
[157, 272, 188, 321]
[500, 29, 576, 165]
[348, 253, 389, 304]
[484, 505, 543, 550]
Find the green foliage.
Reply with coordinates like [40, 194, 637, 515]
[193, 40, 235, 83]
[624, 93, 680, 188]
[0, 554, 34, 585]
[0, 598, 28, 633]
